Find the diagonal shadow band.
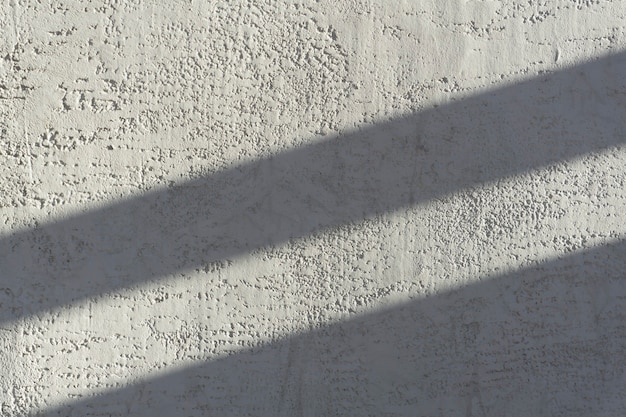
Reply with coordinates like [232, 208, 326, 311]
[34, 239, 626, 417]
[1, 52, 625, 324]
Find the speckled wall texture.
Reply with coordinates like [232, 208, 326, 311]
[0, 1, 625, 416]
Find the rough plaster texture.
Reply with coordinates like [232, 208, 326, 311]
[0, 1, 625, 416]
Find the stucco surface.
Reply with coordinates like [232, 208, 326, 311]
[0, 1, 625, 416]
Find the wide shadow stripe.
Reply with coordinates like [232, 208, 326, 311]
[34, 239, 626, 416]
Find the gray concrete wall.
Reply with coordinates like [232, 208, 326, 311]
[1, 1, 625, 416]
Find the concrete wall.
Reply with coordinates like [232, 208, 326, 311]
[1, 1, 625, 416]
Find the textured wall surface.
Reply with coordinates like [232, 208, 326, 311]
[1, 1, 625, 416]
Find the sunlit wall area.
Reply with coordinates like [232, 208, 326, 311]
[0, 1, 625, 416]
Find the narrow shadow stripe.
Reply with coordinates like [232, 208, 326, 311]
[1, 52, 625, 323]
